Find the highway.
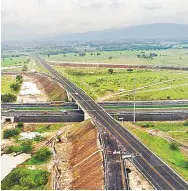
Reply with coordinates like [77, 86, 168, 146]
[33, 56, 188, 190]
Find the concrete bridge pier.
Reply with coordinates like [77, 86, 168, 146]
[84, 112, 90, 120]
[66, 91, 74, 102]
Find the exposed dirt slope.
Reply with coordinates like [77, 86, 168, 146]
[25, 73, 68, 101]
[68, 120, 104, 190]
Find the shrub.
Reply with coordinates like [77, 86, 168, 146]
[16, 75, 23, 83]
[140, 122, 154, 128]
[169, 142, 179, 151]
[33, 148, 52, 162]
[127, 68, 133, 72]
[184, 120, 188, 126]
[1, 168, 49, 190]
[21, 65, 28, 71]
[108, 68, 113, 74]
[16, 122, 24, 128]
[1, 93, 17, 102]
[3, 129, 21, 139]
[10, 83, 21, 91]
[21, 140, 33, 153]
[4, 140, 32, 154]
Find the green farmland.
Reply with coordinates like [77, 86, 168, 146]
[54, 67, 188, 101]
[43, 49, 188, 67]
[1, 56, 29, 67]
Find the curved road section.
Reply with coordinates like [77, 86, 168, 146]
[33, 56, 188, 190]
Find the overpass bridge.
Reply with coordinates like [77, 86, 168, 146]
[29, 56, 188, 190]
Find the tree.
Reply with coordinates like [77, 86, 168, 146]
[90, 53, 93, 56]
[1, 93, 17, 102]
[33, 147, 52, 162]
[127, 68, 133, 72]
[16, 75, 23, 83]
[167, 96, 171, 100]
[108, 68, 113, 74]
[97, 52, 101, 56]
[21, 140, 32, 153]
[109, 56, 112, 60]
[16, 122, 24, 129]
[10, 83, 21, 91]
[3, 129, 21, 139]
[169, 142, 179, 151]
[48, 54, 50, 57]
[79, 52, 86, 57]
[137, 55, 141, 58]
[22, 65, 28, 71]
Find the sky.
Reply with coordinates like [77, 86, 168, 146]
[1, 0, 188, 40]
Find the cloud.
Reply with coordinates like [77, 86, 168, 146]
[142, 0, 162, 10]
[1, 0, 188, 40]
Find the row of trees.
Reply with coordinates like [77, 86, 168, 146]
[137, 53, 158, 59]
[108, 68, 133, 74]
[10, 75, 23, 92]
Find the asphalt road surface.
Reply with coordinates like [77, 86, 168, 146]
[33, 56, 188, 190]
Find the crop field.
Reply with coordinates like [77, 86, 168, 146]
[1, 76, 17, 94]
[43, 49, 188, 67]
[1, 56, 29, 67]
[122, 122, 188, 181]
[54, 66, 188, 101]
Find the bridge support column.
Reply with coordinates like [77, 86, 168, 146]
[66, 91, 74, 102]
[84, 112, 90, 120]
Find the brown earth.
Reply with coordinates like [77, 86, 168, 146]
[25, 73, 68, 101]
[67, 120, 104, 190]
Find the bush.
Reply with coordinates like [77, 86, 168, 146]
[169, 142, 179, 151]
[127, 68, 133, 72]
[1, 93, 17, 102]
[26, 148, 52, 165]
[108, 68, 113, 74]
[10, 83, 21, 91]
[16, 75, 23, 83]
[33, 148, 52, 162]
[21, 140, 33, 153]
[3, 129, 21, 139]
[1, 168, 49, 190]
[4, 140, 32, 154]
[184, 120, 188, 126]
[21, 65, 28, 71]
[16, 122, 24, 128]
[140, 122, 154, 128]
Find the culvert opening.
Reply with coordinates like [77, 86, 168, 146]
[126, 168, 132, 173]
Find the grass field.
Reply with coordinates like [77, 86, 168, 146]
[1, 76, 18, 94]
[54, 66, 188, 101]
[43, 49, 188, 67]
[28, 58, 49, 74]
[1, 56, 29, 67]
[122, 122, 188, 181]
[137, 121, 188, 145]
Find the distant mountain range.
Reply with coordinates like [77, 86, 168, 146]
[46, 23, 188, 42]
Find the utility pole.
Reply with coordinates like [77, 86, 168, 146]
[133, 78, 136, 123]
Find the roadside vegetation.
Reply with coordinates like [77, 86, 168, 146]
[54, 67, 188, 101]
[122, 121, 188, 181]
[137, 121, 188, 145]
[25, 147, 52, 165]
[1, 168, 49, 190]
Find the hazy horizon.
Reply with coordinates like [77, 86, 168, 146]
[2, 0, 188, 41]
